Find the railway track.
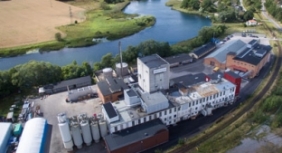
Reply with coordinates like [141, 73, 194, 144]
[172, 14, 282, 153]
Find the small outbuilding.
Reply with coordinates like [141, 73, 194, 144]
[104, 119, 169, 153]
[189, 42, 216, 59]
[164, 53, 193, 67]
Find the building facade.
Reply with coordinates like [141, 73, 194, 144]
[137, 54, 170, 93]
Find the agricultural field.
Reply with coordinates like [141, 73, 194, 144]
[0, 0, 85, 48]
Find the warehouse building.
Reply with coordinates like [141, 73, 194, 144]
[16, 118, 50, 153]
[0, 122, 12, 153]
[164, 53, 193, 68]
[137, 54, 170, 93]
[226, 43, 271, 78]
[169, 73, 206, 88]
[39, 76, 92, 94]
[104, 119, 168, 153]
[223, 71, 242, 96]
[204, 39, 247, 69]
[189, 42, 216, 59]
[97, 77, 129, 103]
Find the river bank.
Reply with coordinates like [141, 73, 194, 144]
[0, 0, 155, 58]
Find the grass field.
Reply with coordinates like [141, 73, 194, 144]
[0, 0, 85, 48]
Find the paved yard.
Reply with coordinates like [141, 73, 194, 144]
[32, 85, 106, 153]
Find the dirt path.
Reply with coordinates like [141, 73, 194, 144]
[0, 0, 85, 48]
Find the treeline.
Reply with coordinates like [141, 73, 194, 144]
[0, 61, 93, 98]
[252, 72, 282, 128]
[181, 0, 256, 22]
[264, 0, 282, 22]
[244, 0, 262, 12]
[93, 25, 227, 71]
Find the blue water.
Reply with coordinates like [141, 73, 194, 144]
[0, 0, 211, 70]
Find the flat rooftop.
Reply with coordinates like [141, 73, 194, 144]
[170, 78, 236, 104]
[104, 119, 167, 151]
[164, 53, 192, 64]
[138, 54, 168, 68]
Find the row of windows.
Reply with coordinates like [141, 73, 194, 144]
[234, 60, 255, 67]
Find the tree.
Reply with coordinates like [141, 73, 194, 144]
[243, 10, 254, 21]
[189, 0, 200, 10]
[55, 33, 63, 41]
[101, 53, 114, 68]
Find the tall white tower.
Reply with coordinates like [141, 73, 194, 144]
[137, 54, 170, 93]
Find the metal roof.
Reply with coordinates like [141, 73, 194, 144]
[170, 73, 206, 87]
[16, 118, 48, 153]
[104, 119, 167, 151]
[206, 40, 246, 63]
[52, 76, 91, 90]
[192, 42, 216, 57]
[0, 122, 12, 153]
[233, 44, 272, 65]
[138, 54, 168, 68]
[127, 89, 137, 97]
[248, 39, 259, 46]
[97, 78, 129, 96]
[103, 103, 118, 119]
[164, 53, 192, 64]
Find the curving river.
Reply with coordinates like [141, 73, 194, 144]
[0, 0, 211, 70]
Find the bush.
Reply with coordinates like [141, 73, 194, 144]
[55, 33, 63, 41]
[101, 2, 111, 10]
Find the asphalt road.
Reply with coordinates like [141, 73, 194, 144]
[143, 52, 275, 153]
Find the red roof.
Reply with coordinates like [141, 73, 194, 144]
[229, 65, 248, 72]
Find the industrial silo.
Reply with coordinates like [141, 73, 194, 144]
[90, 118, 100, 143]
[57, 113, 73, 151]
[115, 62, 129, 77]
[70, 117, 83, 149]
[102, 68, 113, 79]
[79, 114, 92, 146]
[99, 119, 108, 138]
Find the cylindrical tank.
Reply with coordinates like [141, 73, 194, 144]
[58, 122, 73, 150]
[80, 120, 92, 146]
[115, 62, 129, 77]
[103, 68, 113, 78]
[70, 123, 83, 149]
[99, 119, 108, 138]
[90, 120, 100, 143]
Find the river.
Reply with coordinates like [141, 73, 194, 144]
[0, 0, 211, 70]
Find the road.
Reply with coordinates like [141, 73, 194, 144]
[240, 0, 247, 11]
[261, 0, 282, 32]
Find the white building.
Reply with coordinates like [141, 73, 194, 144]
[0, 122, 12, 153]
[103, 77, 236, 133]
[246, 19, 257, 26]
[137, 54, 170, 93]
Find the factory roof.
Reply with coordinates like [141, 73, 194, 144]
[103, 103, 118, 119]
[140, 92, 168, 107]
[207, 72, 224, 80]
[97, 77, 129, 96]
[16, 118, 49, 153]
[206, 40, 246, 63]
[138, 54, 168, 68]
[248, 39, 259, 46]
[164, 53, 192, 64]
[53, 76, 91, 90]
[170, 73, 206, 87]
[192, 42, 216, 57]
[233, 44, 272, 65]
[104, 119, 167, 151]
[126, 89, 137, 97]
[170, 78, 236, 104]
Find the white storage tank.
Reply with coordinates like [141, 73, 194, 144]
[90, 119, 100, 143]
[115, 62, 129, 77]
[99, 119, 108, 138]
[103, 68, 113, 78]
[58, 122, 73, 151]
[80, 119, 92, 146]
[70, 118, 83, 149]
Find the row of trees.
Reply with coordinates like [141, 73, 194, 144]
[0, 61, 93, 98]
[264, 0, 282, 22]
[93, 25, 227, 71]
[181, 0, 216, 12]
[244, 0, 262, 12]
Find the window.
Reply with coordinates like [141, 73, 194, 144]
[169, 109, 172, 113]
[189, 103, 191, 107]
[193, 101, 195, 106]
[132, 121, 135, 126]
[174, 115, 177, 118]
[196, 101, 198, 105]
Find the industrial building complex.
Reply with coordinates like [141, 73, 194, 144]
[0, 37, 272, 153]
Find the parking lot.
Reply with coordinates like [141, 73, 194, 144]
[32, 85, 106, 153]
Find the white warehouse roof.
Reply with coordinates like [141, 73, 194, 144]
[16, 118, 48, 153]
[0, 122, 12, 153]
